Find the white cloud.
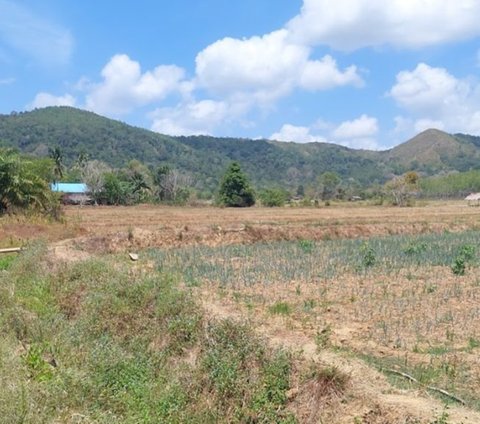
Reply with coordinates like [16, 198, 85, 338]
[389, 63, 480, 135]
[195, 29, 362, 105]
[196, 30, 306, 102]
[332, 114, 378, 139]
[0, 77, 14, 85]
[300, 55, 363, 90]
[414, 119, 445, 133]
[271, 115, 381, 149]
[28, 92, 76, 109]
[389, 63, 468, 116]
[288, 0, 480, 50]
[332, 115, 380, 150]
[270, 124, 327, 143]
[150, 100, 231, 136]
[0, 0, 73, 66]
[85, 54, 186, 116]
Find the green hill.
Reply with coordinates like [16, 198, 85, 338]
[1, 107, 480, 194]
[385, 129, 480, 174]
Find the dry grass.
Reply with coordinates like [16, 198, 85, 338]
[4, 202, 480, 422]
[141, 229, 480, 421]
[3, 201, 480, 251]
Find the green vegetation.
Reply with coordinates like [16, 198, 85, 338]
[269, 301, 292, 315]
[4, 107, 480, 199]
[259, 187, 289, 207]
[218, 161, 255, 207]
[360, 242, 376, 268]
[0, 244, 299, 423]
[0, 149, 58, 215]
[384, 171, 419, 206]
[147, 231, 479, 286]
[0, 254, 15, 270]
[420, 169, 480, 198]
[0, 106, 433, 198]
[317, 171, 341, 200]
[451, 244, 476, 275]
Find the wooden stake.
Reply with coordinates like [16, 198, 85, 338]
[0, 247, 23, 254]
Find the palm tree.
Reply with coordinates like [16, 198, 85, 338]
[49, 146, 65, 184]
[0, 150, 51, 214]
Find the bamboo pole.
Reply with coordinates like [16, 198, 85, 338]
[0, 247, 23, 254]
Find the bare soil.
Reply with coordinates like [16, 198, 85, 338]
[5, 201, 480, 422]
[3, 201, 476, 253]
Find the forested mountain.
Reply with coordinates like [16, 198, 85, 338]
[1, 107, 480, 194]
[386, 129, 480, 174]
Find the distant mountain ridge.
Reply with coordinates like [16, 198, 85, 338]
[1, 107, 479, 193]
[387, 129, 480, 173]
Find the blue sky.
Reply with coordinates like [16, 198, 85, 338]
[1, 0, 480, 150]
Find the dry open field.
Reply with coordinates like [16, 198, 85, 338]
[3, 201, 480, 422]
[2, 200, 480, 251]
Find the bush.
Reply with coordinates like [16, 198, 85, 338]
[259, 188, 288, 207]
[451, 244, 476, 275]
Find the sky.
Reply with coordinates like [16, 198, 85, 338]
[1, 0, 480, 150]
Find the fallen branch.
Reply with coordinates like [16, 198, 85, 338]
[386, 368, 466, 405]
[0, 247, 23, 254]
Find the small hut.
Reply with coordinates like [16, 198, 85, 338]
[465, 193, 480, 206]
[50, 183, 91, 205]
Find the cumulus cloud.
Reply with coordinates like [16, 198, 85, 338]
[389, 63, 469, 116]
[195, 29, 362, 104]
[270, 124, 327, 143]
[288, 0, 480, 50]
[271, 115, 381, 149]
[28, 92, 76, 109]
[389, 63, 480, 135]
[0, 0, 73, 66]
[150, 100, 231, 136]
[300, 55, 363, 90]
[331, 115, 380, 149]
[414, 119, 446, 133]
[85, 54, 186, 116]
[332, 114, 378, 139]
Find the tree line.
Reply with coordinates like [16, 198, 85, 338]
[3, 145, 480, 217]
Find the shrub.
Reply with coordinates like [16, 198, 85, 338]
[259, 188, 288, 207]
[360, 242, 376, 268]
[298, 239, 315, 254]
[451, 244, 476, 275]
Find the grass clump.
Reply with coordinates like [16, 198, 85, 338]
[297, 239, 315, 254]
[202, 320, 296, 422]
[451, 244, 476, 276]
[360, 242, 376, 268]
[269, 301, 292, 315]
[0, 246, 298, 423]
[0, 254, 15, 270]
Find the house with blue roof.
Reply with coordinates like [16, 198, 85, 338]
[50, 183, 92, 205]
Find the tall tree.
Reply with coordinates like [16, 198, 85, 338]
[317, 171, 341, 200]
[49, 146, 65, 184]
[154, 165, 192, 204]
[81, 160, 111, 204]
[385, 171, 419, 206]
[0, 150, 52, 214]
[218, 162, 255, 207]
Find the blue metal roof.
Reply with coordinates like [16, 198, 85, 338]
[50, 183, 88, 193]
